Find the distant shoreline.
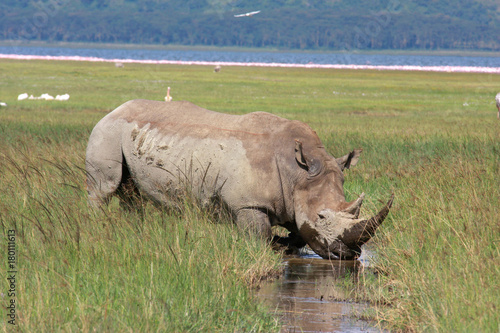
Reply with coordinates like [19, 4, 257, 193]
[1, 40, 499, 58]
[1, 53, 499, 74]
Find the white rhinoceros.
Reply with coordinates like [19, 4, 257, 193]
[86, 100, 393, 259]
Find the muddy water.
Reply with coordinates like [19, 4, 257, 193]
[256, 251, 381, 333]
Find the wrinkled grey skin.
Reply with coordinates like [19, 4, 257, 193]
[86, 100, 393, 259]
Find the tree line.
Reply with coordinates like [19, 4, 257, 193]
[1, 0, 498, 51]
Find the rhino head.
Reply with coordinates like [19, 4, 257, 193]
[292, 140, 393, 260]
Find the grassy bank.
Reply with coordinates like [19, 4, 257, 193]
[0, 58, 499, 332]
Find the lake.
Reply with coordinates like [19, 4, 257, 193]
[1, 45, 499, 73]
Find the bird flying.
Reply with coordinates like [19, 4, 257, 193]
[234, 10, 260, 17]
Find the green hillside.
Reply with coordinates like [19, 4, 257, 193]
[1, 0, 499, 50]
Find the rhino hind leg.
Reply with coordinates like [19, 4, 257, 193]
[235, 208, 272, 239]
[86, 121, 126, 208]
[86, 158, 123, 208]
[87, 150, 144, 214]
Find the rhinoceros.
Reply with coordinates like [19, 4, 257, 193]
[86, 100, 393, 259]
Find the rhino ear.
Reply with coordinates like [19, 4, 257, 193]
[336, 148, 362, 171]
[295, 140, 321, 176]
[295, 140, 308, 168]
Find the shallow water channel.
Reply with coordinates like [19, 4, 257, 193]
[255, 251, 381, 333]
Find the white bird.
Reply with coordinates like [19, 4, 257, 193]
[0, 102, 7, 107]
[18, 93, 28, 101]
[234, 10, 260, 17]
[214, 65, 221, 73]
[55, 94, 70, 101]
[496, 92, 500, 119]
[165, 87, 172, 102]
[41, 93, 54, 100]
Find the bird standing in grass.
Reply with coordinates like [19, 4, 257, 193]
[165, 87, 172, 102]
[496, 92, 500, 119]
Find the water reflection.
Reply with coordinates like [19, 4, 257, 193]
[256, 252, 381, 333]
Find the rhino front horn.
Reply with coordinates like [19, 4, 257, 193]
[340, 194, 395, 247]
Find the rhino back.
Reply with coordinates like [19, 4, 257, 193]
[108, 99, 312, 216]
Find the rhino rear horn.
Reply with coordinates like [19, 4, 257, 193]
[342, 193, 365, 218]
[340, 194, 394, 247]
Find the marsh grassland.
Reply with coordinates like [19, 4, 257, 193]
[0, 59, 499, 332]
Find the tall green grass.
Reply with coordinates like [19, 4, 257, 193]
[0, 59, 284, 331]
[0, 58, 499, 331]
[335, 128, 499, 332]
[373, 130, 499, 332]
[0, 131, 282, 332]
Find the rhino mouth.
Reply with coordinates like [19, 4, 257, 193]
[299, 194, 394, 260]
[300, 224, 362, 260]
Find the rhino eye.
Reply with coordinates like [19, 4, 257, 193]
[307, 159, 321, 177]
[318, 213, 326, 219]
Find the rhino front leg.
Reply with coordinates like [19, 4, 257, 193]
[272, 232, 307, 248]
[271, 232, 307, 255]
[235, 208, 272, 239]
